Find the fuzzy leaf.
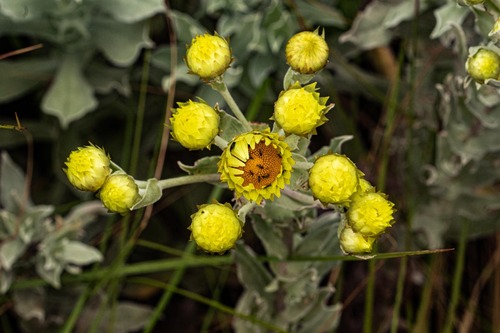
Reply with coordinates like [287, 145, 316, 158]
[41, 53, 98, 128]
[91, 19, 153, 66]
[251, 216, 288, 259]
[132, 178, 162, 210]
[430, 2, 468, 39]
[235, 244, 273, 299]
[219, 111, 247, 142]
[297, 290, 342, 333]
[0, 0, 47, 21]
[0, 152, 32, 212]
[0, 58, 56, 102]
[0, 238, 27, 270]
[60, 240, 103, 266]
[0, 269, 13, 293]
[178, 156, 220, 175]
[96, 0, 164, 23]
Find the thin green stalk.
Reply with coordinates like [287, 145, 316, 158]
[443, 222, 468, 333]
[414, 255, 437, 333]
[211, 80, 253, 131]
[200, 266, 231, 332]
[129, 277, 289, 333]
[129, 48, 151, 175]
[155, 173, 221, 190]
[60, 283, 93, 333]
[246, 78, 270, 122]
[363, 258, 376, 333]
[390, 256, 408, 333]
[143, 242, 196, 333]
[214, 135, 228, 150]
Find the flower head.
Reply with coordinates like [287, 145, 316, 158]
[273, 82, 331, 136]
[185, 33, 232, 80]
[64, 144, 111, 192]
[466, 47, 500, 83]
[347, 192, 395, 236]
[170, 99, 220, 150]
[339, 225, 376, 255]
[189, 202, 243, 254]
[286, 28, 329, 74]
[98, 174, 139, 215]
[218, 129, 295, 203]
[309, 154, 361, 205]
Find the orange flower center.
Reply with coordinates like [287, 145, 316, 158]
[238, 141, 282, 189]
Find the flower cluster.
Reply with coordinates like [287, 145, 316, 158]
[309, 153, 395, 254]
[63, 28, 397, 256]
[64, 144, 139, 215]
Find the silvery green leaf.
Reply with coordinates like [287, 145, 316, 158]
[60, 240, 103, 266]
[132, 178, 162, 210]
[0, 210, 17, 237]
[86, 62, 131, 95]
[251, 215, 288, 259]
[233, 290, 270, 333]
[64, 201, 106, 229]
[430, 2, 469, 39]
[91, 302, 153, 333]
[41, 53, 98, 128]
[339, 1, 399, 49]
[169, 10, 205, 43]
[219, 111, 247, 142]
[295, 0, 347, 28]
[280, 268, 319, 321]
[248, 53, 275, 87]
[12, 288, 45, 322]
[308, 135, 353, 160]
[1, 151, 32, 212]
[235, 244, 273, 298]
[0, 58, 56, 102]
[96, 0, 164, 23]
[297, 289, 342, 333]
[178, 156, 220, 175]
[0, 238, 27, 270]
[21, 205, 54, 243]
[35, 256, 63, 288]
[0, 269, 13, 293]
[91, 19, 153, 66]
[0, 0, 47, 21]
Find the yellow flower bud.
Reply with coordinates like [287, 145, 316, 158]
[98, 174, 139, 215]
[339, 225, 376, 255]
[286, 29, 329, 74]
[466, 48, 500, 83]
[170, 99, 220, 150]
[189, 202, 243, 254]
[185, 33, 232, 80]
[309, 154, 360, 205]
[347, 192, 395, 236]
[64, 144, 111, 192]
[273, 82, 331, 136]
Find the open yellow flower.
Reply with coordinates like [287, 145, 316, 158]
[189, 202, 243, 254]
[218, 129, 295, 203]
[185, 32, 232, 80]
[286, 28, 329, 74]
[64, 143, 111, 192]
[273, 82, 331, 136]
[347, 192, 395, 236]
[170, 99, 220, 150]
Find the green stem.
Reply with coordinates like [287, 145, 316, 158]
[390, 256, 408, 333]
[155, 173, 220, 190]
[443, 222, 468, 333]
[211, 81, 252, 132]
[363, 257, 376, 333]
[293, 161, 314, 169]
[214, 135, 228, 150]
[143, 242, 196, 333]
